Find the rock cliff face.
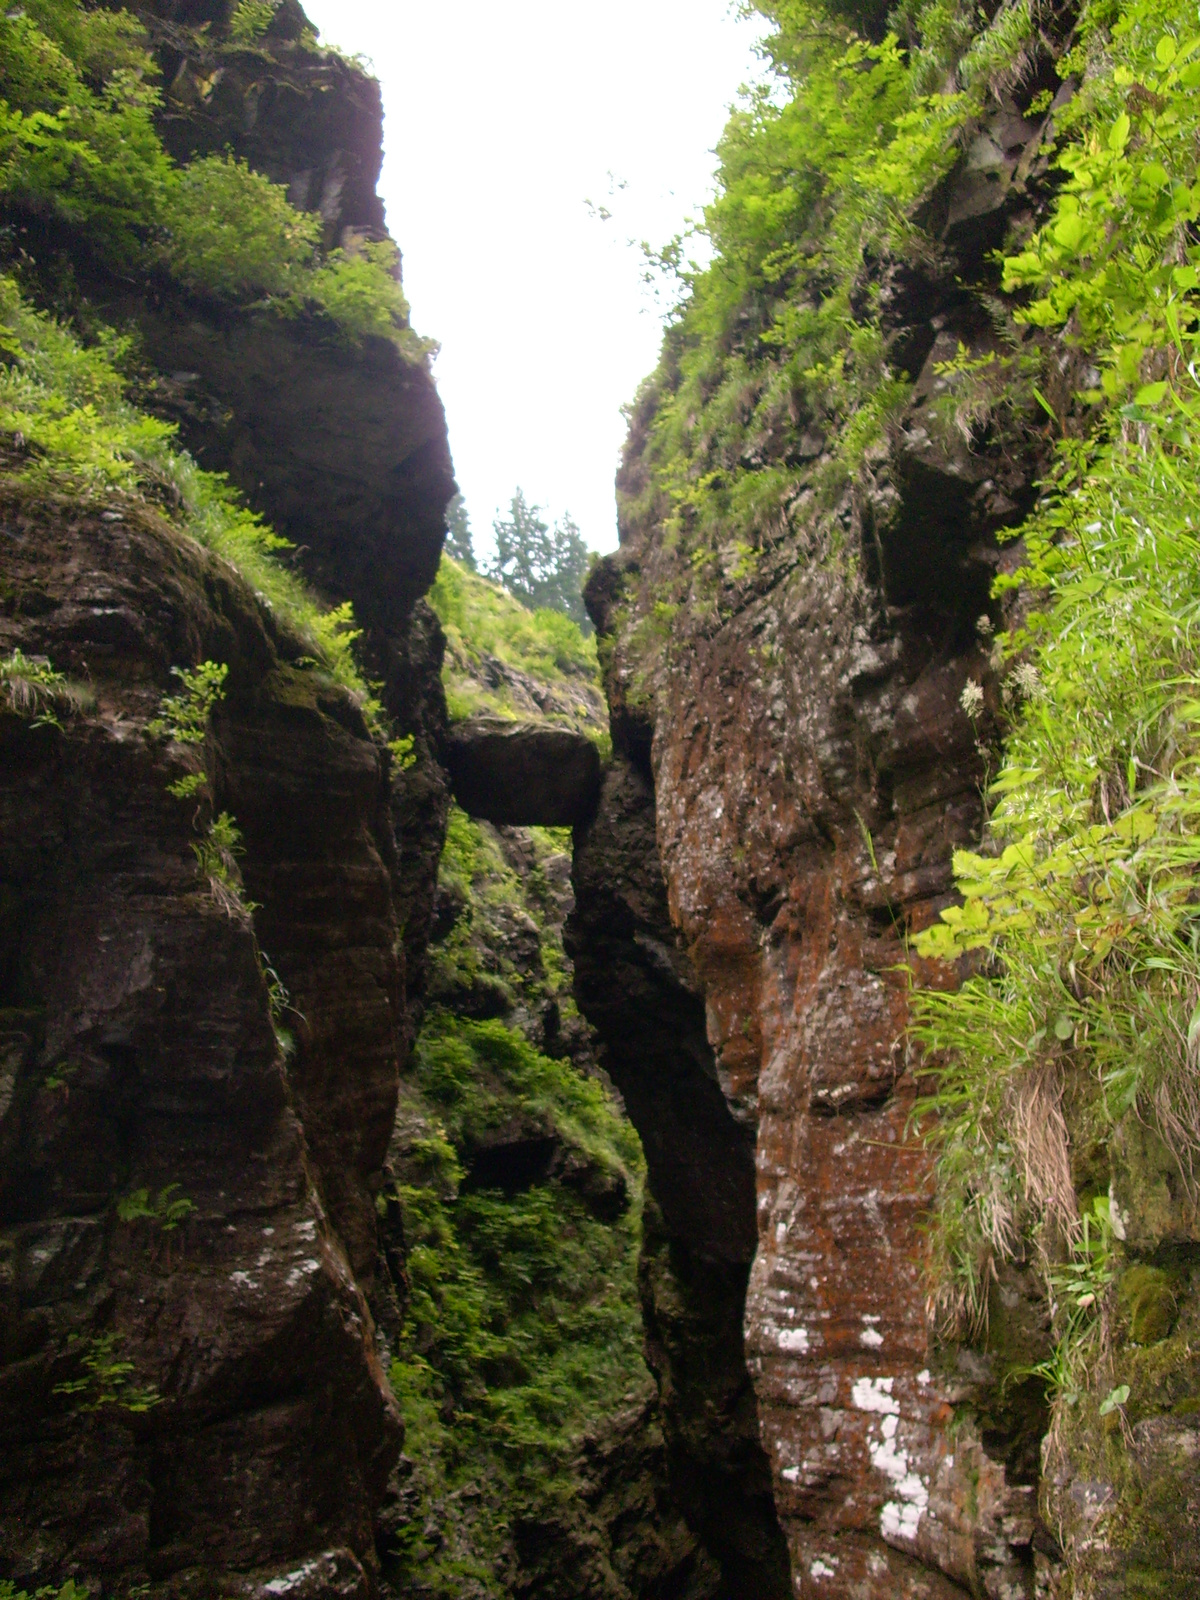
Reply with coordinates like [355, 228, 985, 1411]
[569, 94, 1071, 1600]
[0, 5, 457, 1594]
[0, 485, 408, 1596]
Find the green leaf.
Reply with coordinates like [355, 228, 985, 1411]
[1134, 382, 1168, 406]
[1108, 112, 1131, 152]
[1053, 1013, 1075, 1041]
[1139, 161, 1170, 191]
[1053, 212, 1086, 252]
[1099, 1384, 1130, 1416]
[1155, 35, 1177, 67]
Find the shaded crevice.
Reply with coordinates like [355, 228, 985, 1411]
[567, 752, 790, 1599]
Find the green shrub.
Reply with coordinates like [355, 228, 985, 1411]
[0, 0, 434, 361]
[0, 5, 170, 261]
[909, 0, 1200, 1383]
[160, 154, 320, 299]
[0, 274, 375, 699]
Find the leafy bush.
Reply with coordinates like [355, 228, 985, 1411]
[0, 0, 433, 361]
[161, 154, 321, 299]
[910, 0, 1200, 1387]
[293, 238, 435, 360]
[0, 4, 171, 260]
[0, 274, 374, 697]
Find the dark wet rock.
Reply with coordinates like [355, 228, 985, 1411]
[445, 716, 602, 827]
[0, 487, 404, 1594]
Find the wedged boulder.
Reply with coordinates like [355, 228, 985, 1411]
[444, 716, 602, 827]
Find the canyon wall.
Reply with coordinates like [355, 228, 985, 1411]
[1, 4, 455, 1593]
[569, 54, 1073, 1600]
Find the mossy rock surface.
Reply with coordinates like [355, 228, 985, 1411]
[1119, 1265, 1178, 1346]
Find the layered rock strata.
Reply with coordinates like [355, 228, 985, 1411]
[0, 487, 405, 1595]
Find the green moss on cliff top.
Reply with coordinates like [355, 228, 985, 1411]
[0, 0, 433, 360]
[0, 274, 370, 696]
[429, 555, 608, 746]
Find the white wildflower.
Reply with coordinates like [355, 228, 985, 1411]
[975, 613, 994, 637]
[960, 679, 985, 718]
[1013, 661, 1043, 700]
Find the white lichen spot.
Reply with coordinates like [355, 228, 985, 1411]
[777, 1326, 810, 1353]
[1108, 1185, 1128, 1241]
[860, 1327, 884, 1348]
[809, 1558, 837, 1579]
[781, 1465, 800, 1483]
[229, 1270, 256, 1290]
[916, 1368, 931, 1386]
[293, 1218, 317, 1240]
[263, 1561, 320, 1595]
[285, 1257, 321, 1288]
[851, 1376, 898, 1414]
[868, 1410, 930, 1546]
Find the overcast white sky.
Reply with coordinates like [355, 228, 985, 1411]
[301, 0, 767, 562]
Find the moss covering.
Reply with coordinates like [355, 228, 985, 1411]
[385, 608, 652, 1593]
[428, 556, 608, 755]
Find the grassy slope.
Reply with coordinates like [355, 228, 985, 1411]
[429, 555, 609, 751]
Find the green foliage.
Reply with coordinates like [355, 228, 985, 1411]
[1001, 0, 1200, 401]
[0, 275, 373, 698]
[429, 554, 604, 738]
[0, 3, 171, 262]
[623, 0, 981, 612]
[388, 733, 416, 770]
[0, 646, 87, 727]
[229, 0, 281, 43]
[489, 488, 591, 631]
[908, 0, 1200, 1431]
[0, 1583, 88, 1600]
[52, 1331, 160, 1413]
[117, 1183, 195, 1232]
[193, 810, 245, 894]
[161, 154, 320, 298]
[386, 1013, 646, 1593]
[0, 0, 434, 361]
[291, 238, 436, 361]
[146, 659, 228, 744]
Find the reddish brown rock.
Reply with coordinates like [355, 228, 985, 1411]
[573, 250, 1057, 1592]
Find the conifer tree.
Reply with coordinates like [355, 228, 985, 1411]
[489, 488, 591, 632]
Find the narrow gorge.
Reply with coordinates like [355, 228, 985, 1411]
[3, 2, 1200, 1599]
